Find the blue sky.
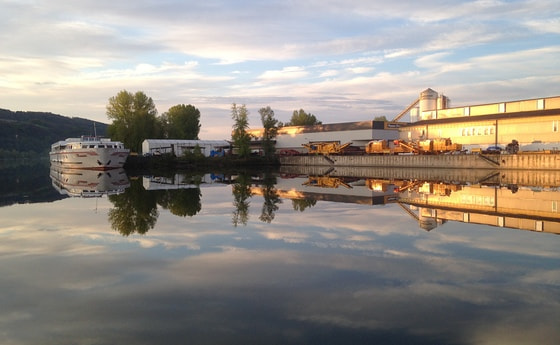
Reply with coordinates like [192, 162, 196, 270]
[1, 0, 559, 139]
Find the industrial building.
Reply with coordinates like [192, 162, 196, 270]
[141, 139, 230, 157]
[248, 120, 403, 154]
[402, 89, 560, 152]
[250, 88, 560, 154]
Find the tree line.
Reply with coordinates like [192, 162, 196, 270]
[107, 90, 321, 157]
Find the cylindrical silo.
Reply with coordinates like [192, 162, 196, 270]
[419, 88, 438, 113]
[437, 94, 449, 110]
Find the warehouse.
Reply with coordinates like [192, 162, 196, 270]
[141, 139, 231, 157]
[401, 94, 560, 152]
[248, 120, 403, 153]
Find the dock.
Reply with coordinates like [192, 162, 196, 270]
[280, 152, 560, 171]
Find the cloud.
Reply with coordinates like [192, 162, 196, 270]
[257, 66, 309, 82]
[0, 0, 558, 139]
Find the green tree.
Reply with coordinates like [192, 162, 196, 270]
[374, 115, 388, 121]
[106, 90, 159, 153]
[258, 106, 278, 158]
[231, 103, 251, 158]
[285, 109, 322, 126]
[163, 104, 201, 139]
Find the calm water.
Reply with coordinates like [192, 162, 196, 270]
[1, 161, 560, 344]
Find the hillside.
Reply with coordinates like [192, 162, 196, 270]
[0, 108, 109, 156]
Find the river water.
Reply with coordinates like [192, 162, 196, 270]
[1, 161, 559, 344]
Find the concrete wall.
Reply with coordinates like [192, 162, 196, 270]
[280, 153, 560, 170]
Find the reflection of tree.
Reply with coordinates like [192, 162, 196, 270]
[292, 198, 317, 212]
[158, 188, 202, 217]
[232, 173, 253, 227]
[259, 173, 281, 223]
[108, 178, 159, 236]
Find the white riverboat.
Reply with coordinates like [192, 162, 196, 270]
[50, 136, 129, 170]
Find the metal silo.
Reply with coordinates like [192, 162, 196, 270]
[419, 88, 438, 113]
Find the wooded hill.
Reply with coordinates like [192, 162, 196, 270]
[0, 108, 108, 157]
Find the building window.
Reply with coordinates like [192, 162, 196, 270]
[553, 120, 558, 132]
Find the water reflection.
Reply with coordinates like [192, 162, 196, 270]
[47, 164, 560, 237]
[50, 166, 129, 197]
[1, 164, 559, 344]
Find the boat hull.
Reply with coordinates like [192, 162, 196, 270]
[49, 148, 129, 170]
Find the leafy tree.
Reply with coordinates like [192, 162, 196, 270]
[285, 109, 322, 126]
[374, 115, 388, 121]
[106, 90, 159, 152]
[258, 106, 278, 158]
[163, 104, 201, 139]
[231, 103, 251, 158]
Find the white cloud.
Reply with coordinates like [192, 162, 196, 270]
[0, 0, 558, 138]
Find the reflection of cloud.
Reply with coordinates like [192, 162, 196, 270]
[1, 185, 560, 343]
[520, 269, 560, 286]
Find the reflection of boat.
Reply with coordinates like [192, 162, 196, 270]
[50, 166, 130, 197]
[50, 136, 129, 170]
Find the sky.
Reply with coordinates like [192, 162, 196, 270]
[1, 0, 559, 139]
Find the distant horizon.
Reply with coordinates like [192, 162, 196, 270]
[4, 89, 560, 139]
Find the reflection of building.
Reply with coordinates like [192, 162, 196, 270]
[142, 173, 228, 190]
[267, 166, 560, 235]
[252, 175, 401, 206]
[50, 166, 129, 197]
[400, 182, 560, 234]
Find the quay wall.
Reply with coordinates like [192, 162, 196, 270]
[280, 153, 560, 170]
[279, 166, 560, 187]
